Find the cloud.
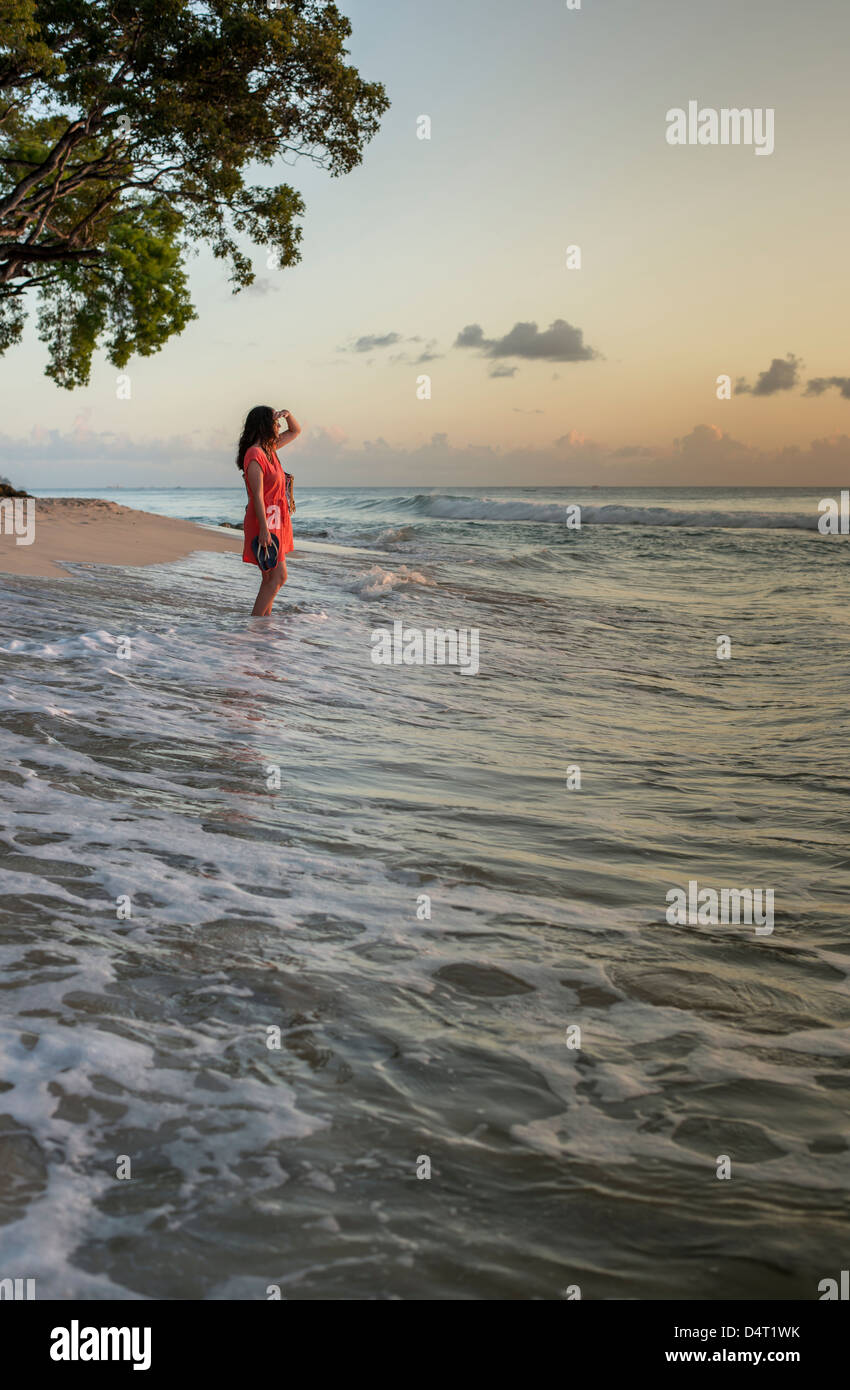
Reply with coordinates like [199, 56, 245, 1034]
[242, 277, 277, 297]
[772, 433, 850, 476]
[0, 426, 234, 487]
[454, 318, 598, 363]
[735, 353, 801, 395]
[342, 332, 403, 353]
[338, 332, 442, 365]
[304, 424, 349, 450]
[805, 376, 850, 399]
[672, 422, 758, 466]
[455, 324, 485, 349]
[339, 320, 602, 371]
[734, 357, 850, 401]
[554, 429, 592, 449]
[5, 424, 849, 489]
[408, 336, 441, 360]
[391, 337, 442, 365]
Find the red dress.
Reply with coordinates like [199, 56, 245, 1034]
[241, 445, 294, 566]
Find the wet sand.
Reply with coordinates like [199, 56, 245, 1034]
[0, 497, 240, 578]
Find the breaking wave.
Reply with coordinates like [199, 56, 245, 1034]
[397, 495, 822, 530]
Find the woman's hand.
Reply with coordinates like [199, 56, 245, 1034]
[277, 408, 301, 435]
[257, 519, 273, 552]
[269, 409, 301, 454]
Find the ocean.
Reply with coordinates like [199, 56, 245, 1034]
[1, 485, 848, 1300]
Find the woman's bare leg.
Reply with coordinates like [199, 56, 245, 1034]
[251, 576, 274, 617]
[251, 559, 287, 616]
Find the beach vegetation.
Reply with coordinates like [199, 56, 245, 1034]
[0, 0, 389, 386]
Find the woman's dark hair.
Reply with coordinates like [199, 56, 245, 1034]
[236, 405, 276, 471]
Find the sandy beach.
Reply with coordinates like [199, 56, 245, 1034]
[0, 496, 241, 577]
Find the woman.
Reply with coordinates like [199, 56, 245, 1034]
[237, 405, 301, 616]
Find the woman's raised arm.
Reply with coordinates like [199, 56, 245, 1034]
[272, 409, 301, 450]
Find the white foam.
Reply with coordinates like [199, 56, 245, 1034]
[347, 564, 436, 598]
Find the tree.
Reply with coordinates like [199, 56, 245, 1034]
[0, 0, 388, 386]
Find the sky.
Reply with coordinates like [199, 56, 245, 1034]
[2, 0, 849, 487]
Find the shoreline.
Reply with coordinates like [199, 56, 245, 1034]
[0, 497, 242, 578]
